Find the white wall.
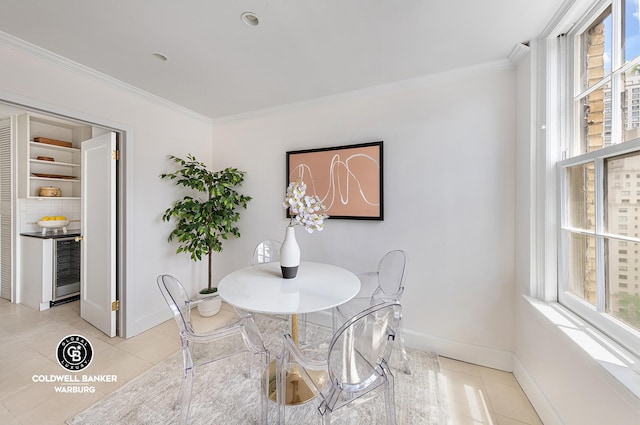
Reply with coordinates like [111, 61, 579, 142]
[211, 62, 518, 369]
[0, 40, 214, 337]
[19, 198, 81, 233]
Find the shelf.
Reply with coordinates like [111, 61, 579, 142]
[30, 176, 80, 183]
[27, 197, 81, 200]
[30, 141, 80, 153]
[30, 159, 81, 168]
[18, 113, 88, 199]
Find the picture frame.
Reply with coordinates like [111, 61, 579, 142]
[286, 141, 383, 220]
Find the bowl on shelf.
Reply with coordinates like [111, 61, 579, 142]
[38, 186, 62, 197]
[37, 219, 70, 235]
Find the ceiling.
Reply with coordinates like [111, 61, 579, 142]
[0, 1, 564, 120]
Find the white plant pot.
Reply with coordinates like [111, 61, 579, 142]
[196, 291, 222, 317]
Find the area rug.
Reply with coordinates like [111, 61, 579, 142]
[67, 314, 449, 424]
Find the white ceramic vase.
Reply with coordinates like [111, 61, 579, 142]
[280, 225, 300, 278]
[196, 291, 222, 317]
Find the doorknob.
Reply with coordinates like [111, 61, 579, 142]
[75, 236, 83, 242]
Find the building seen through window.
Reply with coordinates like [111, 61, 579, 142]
[561, 1, 640, 351]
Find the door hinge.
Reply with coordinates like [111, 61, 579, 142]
[112, 150, 120, 160]
[112, 300, 120, 311]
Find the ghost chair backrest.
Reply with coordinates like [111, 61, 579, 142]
[253, 239, 282, 264]
[376, 250, 408, 299]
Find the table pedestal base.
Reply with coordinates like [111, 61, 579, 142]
[267, 361, 326, 405]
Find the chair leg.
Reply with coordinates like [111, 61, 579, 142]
[178, 367, 195, 425]
[331, 308, 336, 333]
[382, 361, 397, 425]
[332, 307, 349, 339]
[259, 351, 269, 425]
[397, 324, 411, 375]
[276, 352, 288, 425]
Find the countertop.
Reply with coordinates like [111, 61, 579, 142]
[20, 231, 81, 239]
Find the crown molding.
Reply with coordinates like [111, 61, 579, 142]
[509, 43, 531, 65]
[0, 31, 212, 124]
[540, 0, 598, 37]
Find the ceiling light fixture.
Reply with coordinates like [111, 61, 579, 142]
[152, 52, 168, 62]
[241, 12, 260, 27]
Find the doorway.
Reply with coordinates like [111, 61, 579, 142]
[0, 100, 126, 337]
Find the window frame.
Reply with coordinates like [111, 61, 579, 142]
[558, 139, 640, 356]
[557, 0, 640, 357]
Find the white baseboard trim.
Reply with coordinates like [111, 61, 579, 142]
[134, 309, 172, 337]
[307, 310, 514, 371]
[404, 329, 514, 372]
[512, 356, 564, 425]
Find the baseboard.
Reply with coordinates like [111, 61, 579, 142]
[404, 329, 514, 372]
[133, 308, 172, 336]
[307, 310, 514, 371]
[512, 356, 564, 425]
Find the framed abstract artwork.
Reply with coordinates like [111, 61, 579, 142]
[286, 141, 383, 220]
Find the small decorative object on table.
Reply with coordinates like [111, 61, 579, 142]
[281, 180, 328, 279]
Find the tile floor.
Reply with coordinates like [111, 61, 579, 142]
[0, 299, 542, 425]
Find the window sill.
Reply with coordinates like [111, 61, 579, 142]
[523, 295, 640, 402]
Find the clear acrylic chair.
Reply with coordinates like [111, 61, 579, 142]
[276, 302, 401, 424]
[157, 274, 270, 425]
[334, 250, 411, 374]
[253, 239, 281, 265]
[232, 239, 283, 320]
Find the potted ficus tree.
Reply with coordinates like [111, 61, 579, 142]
[160, 154, 251, 317]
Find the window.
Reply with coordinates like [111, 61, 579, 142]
[559, 0, 640, 355]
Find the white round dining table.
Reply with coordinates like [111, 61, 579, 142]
[219, 261, 360, 405]
[217, 261, 361, 315]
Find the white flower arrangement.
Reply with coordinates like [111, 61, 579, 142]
[283, 180, 328, 233]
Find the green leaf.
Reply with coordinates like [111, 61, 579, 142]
[159, 153, 252, 268]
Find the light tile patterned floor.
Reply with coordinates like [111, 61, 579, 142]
[439, 357, 543, 425]
[0, 299, 542, 424]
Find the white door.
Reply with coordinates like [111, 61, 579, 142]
[81, 132, 116, 337]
